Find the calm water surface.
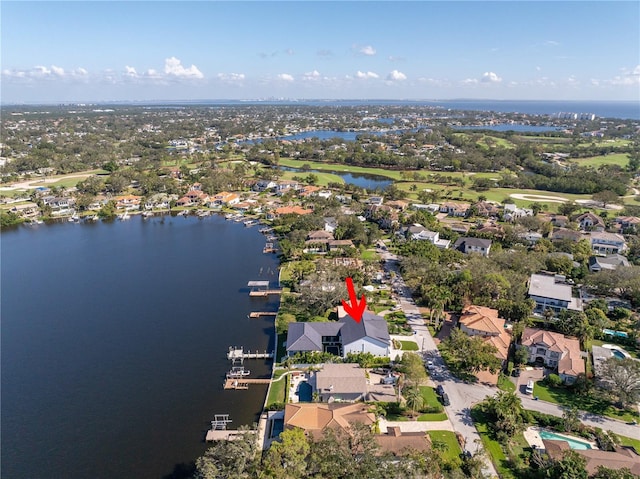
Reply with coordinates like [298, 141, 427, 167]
[1, 215, 280, 479]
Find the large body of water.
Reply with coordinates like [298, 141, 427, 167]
[133, 99, 639, 120]
[1, 215, 280, 479]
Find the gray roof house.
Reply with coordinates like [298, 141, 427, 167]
[589, 231, 627, 255]
[588, 254, 630, 273]
[312, 363, 368, 402]
[453, 237, 492, 256]
[286, 309, 390, 358]
[528, 273, 582, 315]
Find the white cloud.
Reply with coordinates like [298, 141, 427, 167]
[302, 70, 321, 81]
[277, 73, 294, 82]
[536, 66, 541, 72]
[125, 66, 138, 77]
[51, 65, 65, 76]
[163, 57, 203, 79]
[481, 71, 502, 83]
[461, 78, 478, 85]
[388, 55, 405, 62]
[284, 48, 294, 56]
[545, 40, 560, 46]
[607, 65, 640, 86]
[356, 70, 379, 79]
[360, 45, 376, 56]
[217, 73, 245, 83]
[387, 70, 407, 81]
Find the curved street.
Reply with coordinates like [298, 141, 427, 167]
[378, 245, 638, 478]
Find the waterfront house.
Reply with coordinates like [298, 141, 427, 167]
[453, 237, 492, 256]
[274, 205, 313, 216]
[312, 363, 368, 402]
[286, 308, 390, 358]
[527, 273, 582, 315]
[520, 327, 585, 384]
[282, 403, 432, 456]
[210, 191, 240, 206]
[283, 403, 375, 440]
[10, 202, 40, 219]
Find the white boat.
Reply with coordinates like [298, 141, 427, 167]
[118, 212, 130, 220]
[142, 211, 153, 218]
[243, 219, 257, 227]
[88, 215, 99, 221]
[225, 213, 234, 220]
[226, 366, 251, 378]
[68, 213, 80, 222]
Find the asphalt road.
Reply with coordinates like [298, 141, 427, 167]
[378, 246, 639, 476]
[379, 249, 500, 478]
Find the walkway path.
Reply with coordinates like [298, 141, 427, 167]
[380, 418, 454, 433]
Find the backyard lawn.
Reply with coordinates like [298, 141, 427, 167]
[533, 381, 639, 423]
[265, 369, 288, 408]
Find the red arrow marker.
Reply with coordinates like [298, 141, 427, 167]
[342, 277, 367, 323]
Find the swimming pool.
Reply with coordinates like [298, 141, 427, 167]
[612, 349, 626, 359]
[539, 430, 593, 450]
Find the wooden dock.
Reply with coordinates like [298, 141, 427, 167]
[227, 347, 274, 361]
[223, 378, 271, 390]
[249, 311, 278, 318]
[205, 428, 256, 441]
[249, 289, 282, 297]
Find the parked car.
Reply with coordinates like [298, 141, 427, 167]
[426, 360, 435, 371]
[436, 385, 445, 397]
[441, 392, 450, 406]
[511, 368, 521, 377]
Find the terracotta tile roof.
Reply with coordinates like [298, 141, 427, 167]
[459, 305, 504, 335]
[275, 206, 313, 215]
[521, 328, 584, 377]
[284, 403, 375, 440]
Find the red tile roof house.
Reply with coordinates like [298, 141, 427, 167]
[519, 327, 585, 384]
[282, 403, 432, 456]
[458, 305, 512, 384]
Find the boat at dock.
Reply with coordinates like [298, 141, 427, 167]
[226, 366, 251, 378]
[118, 212, 130, 220]
[243, 219, 257, 227]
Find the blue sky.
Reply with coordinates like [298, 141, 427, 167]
[2, 1, 639, 102]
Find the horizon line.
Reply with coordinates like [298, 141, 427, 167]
[3, 98, 639, 106]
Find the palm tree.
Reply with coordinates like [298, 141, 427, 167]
[403, 385, 424, 419]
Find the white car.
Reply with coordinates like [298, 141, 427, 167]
[426, 360, 435, 370]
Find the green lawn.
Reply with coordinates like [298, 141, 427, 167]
[360, 249, 378, 261]
[279, 169, 344, 187]
[278, 158, 405, 180]
[618, 434, 640, 453]
[420, 386, 444, 411]
[398, 340, 419, 351]
[497, 374, 516, 393]
[471, 409, 517, 479]
[427, 430, 462, 463]
[265, 369, 288, 407]
[572, 153, 629, 168]
[418, 412, 448, 421]
[533, 381, 639, 423]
